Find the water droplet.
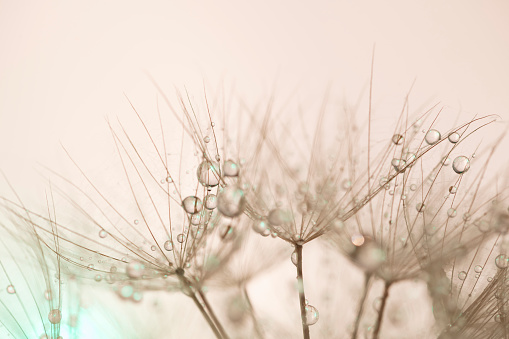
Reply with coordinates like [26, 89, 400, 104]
[442, 157, 451, 166]
[182, 196, 203, 214]
[452, 156, 470, 174]
[291, 251, 298, 265]
[204, 194, 217, 210]
[463, 212, 471, 221]
[342, 179, 352, 189]
[120, 284, 134, 299]
[304, 305, 319, 325]
[177, 233, 186, 243]
[496, 254, 509, 269]
[223, 160, 239, 177]
[252, 219, 269, 236]
[87, 264, 94, 271]
[7, 285, 15, 294]
[474, 265, 483, 273]
[94, 274, 102, 282]
[197, 160, 220, 187]
[410, 184, 417, 191]
[126, 261, 145, 279]
[204, 136, 211, 143]
[495, 314, 504, 323]
[487, 277, 493, 282]
[449, 186, 457, 194]
[416, 203, 425, 213]
[351, 234, 365, 246]
[458, 271, 467, 280]
[134, 219, 139, 225]
[268, 208, 290, 226]
[448, 132, 460, 143]
[44, 289, 52, 300]
[217, 186, 246, 217]
[99, 230, 107, 238]
[392, 134, 403, 145]
[425, 129, 441, 145]
[48, 309, 62, 324]
[151, 245, 157, 251]
[164, 240, 173, 251]
[447, 208, 457, 218]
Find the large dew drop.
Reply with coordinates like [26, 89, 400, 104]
[392, 134, 403, 145]
[448, 132, 460, 143]
[182, 196, 203, 214]
[452, 156, 470, 174]
[204, 194, 218, 210]
[496, 254, 509, 269]
[197, 160, 220, 187]
[217, 186, 246, 217]
[425, 129, 441, 145]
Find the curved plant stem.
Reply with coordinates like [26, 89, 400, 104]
[198, 289, 230, 339]
[373, 281, 392, 339]
[243, 285, 265, 339]
[177, 272, 223, 339]
[296, 244, 311, 339]
[352, 273, 372, 339]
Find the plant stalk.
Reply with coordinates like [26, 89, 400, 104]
[373, 281, 392, 339]
[198, 289, 230, 339]
[296, 244, 311, 339]
[352, 273, 372, 339]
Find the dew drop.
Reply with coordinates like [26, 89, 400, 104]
[392, 134, 403, 145]
[177, 233, 186, 243]
[204, 136, 211, 143]
[495, 314, 504, 323]
[410, 184, 417, 191]
[94, 274, 102, 282]
[182, 196, 203, 214]
[204, 194, 218, 210]
[291, 251, 298, 266]
[452, 156, 470, 174]
[458, 271, 467, 280]
[99, 230, 107, 238]
[268, 208, 290, 226]
[474, 265, 483, 273]
[449, 186, 457, 194]
[134, 219, 139, 225]
[252, 220, 269, 236]
[223, 160, 239, 177]
[217, 186, 246, 218]
[448, 132, 460, 143]
[447, 208, 457, 218]
[304, 305, 319, 325]
[197, 160, 220, 187]
[164, 240, 173, 251]
[425, 129, 441, 145]
[442, 157, 451, 166]
[126, 261, 145, 279]
[48, 309, 62, 324]
[151, 245, 157, 251]
[7, 285, 15, 294]
[496, 254, 509, 269]
[44, 289, 52, 300]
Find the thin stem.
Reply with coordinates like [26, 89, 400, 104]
[373, 281, 392, 339]
[352, 273, 372, 339]
[177, 271, 223, 339]
[198, 289, 230, 339]
[296, 244, 310, 339]
[243, 285, 265, 339]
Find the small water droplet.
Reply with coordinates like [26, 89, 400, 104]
[182, 196, 203, 214]
[44, 289, 52, 300]
[197, 160, 220, 187]
[223, 160, 239, 177]
[7, 285, 15, 294]
[496, 254, 509, 269]
[448, 132, 460, 143]
[217, 186, 246, 217]
[94, 274, 102, 282]
[164, 240, 173, 251]
[204, 194, 217, 210]
[304, 305, 319, 325]
[449, 186, 457, 194]
[48, 309, 62, 324]
[474, 265, 483, 273]
[452, 156, 470, 174]
[425, 129, 441, 145]
[134, 219, 139, 225]
[99, 230, 107, 238]
[351, 234, 365, 246]
[392, 134, 403, 145]
[177, 234, 186, 243]
[291, 251, 298, 265]
[252, 219, 269, 236]
[447, 208, 457, 218]
[204, 136, 211, 143]
[416, 203, 425, 213]
[458, 271, 467, 280]
[126, 261, 145, 279]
